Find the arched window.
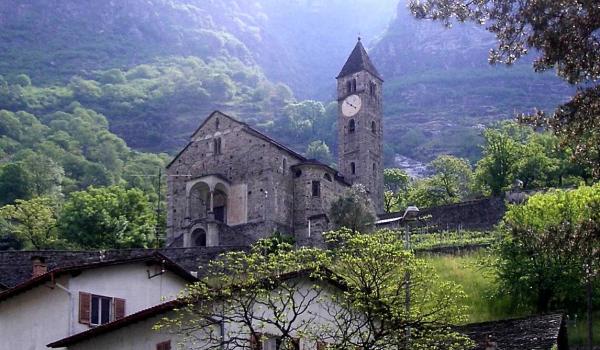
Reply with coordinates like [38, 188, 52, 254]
[192, 229, 207, 247]
[346, 81, 352, 94]
[282, 158, 287, 175]
[371, 121, 376, 133]
[324, 173, 333, 182]
[352, 79, 357, 92]
[312, 181, 321, 197]
[348, 119, 356, 133]
[351, 162, 356, 175]
[369, 82, 377, 96]
[214, 138, 222, 155]
[215, 118, 220, 130]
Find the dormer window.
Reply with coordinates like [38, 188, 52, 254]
[348, 119, 356, 133]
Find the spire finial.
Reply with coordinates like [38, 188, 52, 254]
[358, 33, 361, 42]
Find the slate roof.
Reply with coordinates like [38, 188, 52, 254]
[337, 39, 383, 81]
[460, 313, 568, 350]
[0, 246, 247, 289]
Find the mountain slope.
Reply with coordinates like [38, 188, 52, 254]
[369, 2, 574, 162]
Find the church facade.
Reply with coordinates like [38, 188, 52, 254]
[166, 39, 384, 248]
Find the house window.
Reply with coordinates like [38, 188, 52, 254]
[91, 295, 111, 325]
[157, 340, 171, 350]
[312, 181, 321, 197]
[79, 292, 125, 326]
[348, 119, 355, 133]
[215, 118, 220, 130]
[214, 138, 222, 155]
[351, 162, 356, 175]
[251, 334, 300, 350]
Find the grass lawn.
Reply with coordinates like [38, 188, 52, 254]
[425, 250, 599, 346]
[425, 250, 523, 323]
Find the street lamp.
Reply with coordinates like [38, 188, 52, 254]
[402, 205, 419, 346]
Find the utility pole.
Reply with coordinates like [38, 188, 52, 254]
[125, 170, 192, 248]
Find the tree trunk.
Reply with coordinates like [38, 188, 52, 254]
[587, 278, 593, 350]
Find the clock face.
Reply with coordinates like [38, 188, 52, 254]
[342, 94, 362, 117]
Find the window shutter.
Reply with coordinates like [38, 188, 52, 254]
[250, 333, 261, 350]
[156, 341, 171, 350]
[113, 298, 126, 320]
[78, 292, 91, 325]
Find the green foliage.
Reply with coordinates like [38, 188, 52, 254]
[156, 239, 327, 349]
[410, 0, 600, 177]
[322, 229, 473, 349]
[0, 197, 63, 250]
[0, 163, 33, 205]
[158, 230, 473, 349]
[474, 121, 587, 196]
[383, 168, 410, 212]
[495, 183, 600, 312]
[58, 186, 157, 249]
[305, 140, 333, 165]
[403, 156, 474, 209]
[329, 185, 376, 232]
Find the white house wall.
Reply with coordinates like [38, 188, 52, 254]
[0, 275, 70, 350]
[0, 263, 188, 350]
[68, 263, 187, 335]
[66, 277, 347, 350]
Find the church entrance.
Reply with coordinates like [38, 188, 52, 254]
[191, 228, 207, 247]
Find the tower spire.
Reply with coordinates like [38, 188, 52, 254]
[337, 39, 383, 81]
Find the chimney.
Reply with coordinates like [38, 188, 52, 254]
[484, 335, 498, 350]
[31, 256, 47, 278]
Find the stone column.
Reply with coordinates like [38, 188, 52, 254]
[208, 190, 215, 220]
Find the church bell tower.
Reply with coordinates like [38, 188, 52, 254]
[337, 38, 384, 214]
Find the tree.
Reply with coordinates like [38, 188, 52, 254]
[58, 186, 156, 249]
[383, 168, 410, 212]
[0, 163, 32, 205]
[475, 125, 521, 196]
[156, 239, 329, 349]
[305, 140, 333, 165]
[329, 185, 376, 232]
[429, 155, 473, 202]
[0, 197, 61, 250]
[157, 232, 473, 350]
[319, 229, 473, 349]
[409, 0, 600, 177]
[19, 151, 64, 198]
[497, 184, 600, 348]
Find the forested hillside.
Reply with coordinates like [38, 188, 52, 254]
[0, 0, 576, 166]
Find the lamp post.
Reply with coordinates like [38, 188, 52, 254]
[402, 205, 419, 346]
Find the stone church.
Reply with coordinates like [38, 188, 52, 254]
[166, 39, 384, 248]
